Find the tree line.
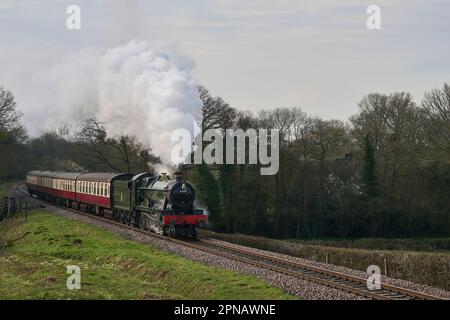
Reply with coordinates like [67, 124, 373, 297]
[190, 85, 450, 238]
[0, 83, 449, 239]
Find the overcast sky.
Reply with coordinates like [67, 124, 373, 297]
[0, 0, 449, 132]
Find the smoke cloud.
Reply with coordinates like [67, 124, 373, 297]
[97, 40, 201, 165]
[2, 40, 202, 167]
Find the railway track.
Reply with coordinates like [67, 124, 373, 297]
[13, 184, 447, 300]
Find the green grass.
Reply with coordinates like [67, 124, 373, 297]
[0, 211, 294, 300]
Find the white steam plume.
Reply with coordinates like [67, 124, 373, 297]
[97, 40, 201, 166]
[2, 40, 201, 168]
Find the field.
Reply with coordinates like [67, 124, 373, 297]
[201, 231, 450, 291]
[290, 238, 450, 252]
[0, 211, 293, 299]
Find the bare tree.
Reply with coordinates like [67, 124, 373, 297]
[421, 83, 450, 159]
[199, 85, 236, 132]
[78, 118, 157, 173]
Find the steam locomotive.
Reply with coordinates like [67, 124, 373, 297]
[25, 171, 207, 238]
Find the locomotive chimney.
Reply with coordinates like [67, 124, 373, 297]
[161, 172, 167, 181]
[174, 171, 183, 182]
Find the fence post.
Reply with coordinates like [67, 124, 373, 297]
[384, 258, 387, 276]
[2, 197, 7, 217]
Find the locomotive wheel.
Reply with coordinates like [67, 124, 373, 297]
[168, 225, 176, 237]
[191, 226, 198, 239]
[139, 215, 146, 230]
[124, 213, 131, 225]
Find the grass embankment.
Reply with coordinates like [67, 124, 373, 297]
[0, 212, 293, 299]
[201, 230, 450, 291]
[291, 237, 450, 252]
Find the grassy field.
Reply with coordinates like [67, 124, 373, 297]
[0, 211, 294, 300]
[289, 237, 450, 252]
[201, 231, 450, 291]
